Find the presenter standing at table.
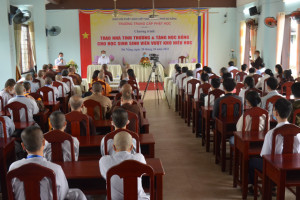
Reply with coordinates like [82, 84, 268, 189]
[54, 52, 66, 66]
[98, 50, 110, 65]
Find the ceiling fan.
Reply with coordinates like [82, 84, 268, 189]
[195, 0, 219, 16]
[112, 0, 131, 17]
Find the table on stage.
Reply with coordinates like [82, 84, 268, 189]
[56, 158, 165, 200]
[87, 65, 123, 83]
[168, 63, 197, 76]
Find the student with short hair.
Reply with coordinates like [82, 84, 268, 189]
[260, 77, 281, 113]
[43, 77, 59, 102]
[203, 67, 214, 77]
[289, 82, 300, 126]
[219, 67, 228, 78]
[227, 61, 238, 72]
[248, 67, 256, 77]
[219, 72, 232, 91]
[44, 111, 80, 162]
[248, 99, 299, 191]
[193, 63, 202, 79]
[256, 63, 265, 76]
[100, 108, 138, 156]
[212, 78, 243, 119]
[36, 70, 45, 87]
[194, 73, 209, 101]
[241, 64, 248, 72]
[239, 76, 255, 102]
[176, 66, 188, 89]
[8, 126, 86, 200]
[62, 69, 75, 90]
[236, 64, 248, 82]
[255, 69, 273, 91]
[99, 131, 149, 200]
[55, 74, 70, 97]
[174, 66, 182, 83]
[0, 79, 16, 111]
[183, 70, 194, 94]
[24, 73, 39, 93]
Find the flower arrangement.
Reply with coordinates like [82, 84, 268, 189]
[66, 60, 78, 71]
[139, 57, 151, 68]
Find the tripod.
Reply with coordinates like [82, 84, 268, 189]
[142, 62, 170, 109]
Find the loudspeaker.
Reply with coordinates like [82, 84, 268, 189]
[249, 6, 259, 16]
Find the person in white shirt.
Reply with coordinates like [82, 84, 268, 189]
[100, 108, 138, 156]
[256, 63, 266, 76]
[24, 74, 39, 93]
[176, 67, 188, 89]
[172, 66, 181, 83]
[99, 131, 149, 200]
[193, 63, 202, 79]
[44, 111, 80, 162]
[236, 64, 248, 83]
[183, 70, 194, 95]
[61, 69, 75, 91]
[239, 76, 255, 103]
[248, 67, 256, 77]
[219, 72, 232, 91]
[0, 116, 15, 138]
[36, 70, 45, 87]
[9, 126, 86, 200]
[229, 91, 267, 144]
[0, 79, 16, 111]
[260, 77, 282, 113]
[55, 75, 70, 97]
[54, 52, 66, 66]
[7, 83, 38, 122]
[171, 64, 180, 82]
[227, 61, 238, 72]
[255, 69, 273, 92]
[42, 77, 59, 102]
[194, 73, 209, 101]
[98, 50, 110, 65]
[248, 99, 299, 189]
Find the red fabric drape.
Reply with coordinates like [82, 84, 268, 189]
[79, 12, 91, 78]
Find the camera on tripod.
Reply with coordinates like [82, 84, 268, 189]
[149, 54, 159, 62]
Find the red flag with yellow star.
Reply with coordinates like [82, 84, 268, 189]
[79, 12, 91, 78]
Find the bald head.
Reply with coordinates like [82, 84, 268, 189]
[92, 82, 102, 93]
[25, 74, 33, 81]
[113, 131, 133, 152]
[55, 74, 63, 82]
[15, 83, 25, 95]
[121, 84, 132, 101]
[98, 70, 105, 80]
[21, 126, 44, 153]
[69, 95, 83, 111]
[45, 76, 53, 85]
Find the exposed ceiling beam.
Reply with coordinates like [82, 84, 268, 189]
[47, 0, 62, 5]
[46, 0, 236, 10]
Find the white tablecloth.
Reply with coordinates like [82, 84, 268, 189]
[168, 63, 197, 77]
[129, 64, 165, 82]
[87, 65, 122, 83]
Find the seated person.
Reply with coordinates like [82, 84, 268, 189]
[219, 72, 232, 91]
[102, 64, 113, 82]
[171, 64, 179, 82]
[9, 126, 86, 200]
[100, 108, 138, 156]
[23, 82, 45, 113]
[248, 67, 256, 77]
[83, 82, 112, 120]
[8, 83, 38, 122]
[44, 111, 79, 161]
[120, 68, 129, 81]
[97, 70, 112, 95]
[62, 69, 75, 90]
[173, 65, 181, 83]
[36, 70, 45, 87]
[182, 70, 194, 94]
[255, 69, 273, 91]
[248, 99, 299, 192]
[227, 61, 238, 72]
[118, 80, 128, 92]
[203, 66, 214, 77]
[55, 74, 70, 97]
[91, 70, 100, 84]
[239, 76, 255, 102]
[236, 64, 248, 82]
[127, 69, 139, 86]
[193, 63, 202, 79]
[176, 67, 188, 89]
[23, 82, 31, 97]
[279, 69, 294, 89]
[24, 74, 39, 93]
[229, 91, 267, 144]
[68, 67, 82, 85]
[54, 52, 66, 66]
[43, 77, 59, 102]
[99, 131, 149, 200]
[113, 84, 144, 132]
[0, 79, 16, 111]
[289, 82, 300, 126]
[256, 63, 265, 76]
[219, 67, 228, 78]
[140, 52, 150, 64]
[0, 116, 15, 138]
[194, 73, 209, 101]
[212, 78, 243, 119]
[275, 64, 283, 82]
[44, 64, 56, 81]
[260, 77, 281, 113]
[65, 95, 96, 136]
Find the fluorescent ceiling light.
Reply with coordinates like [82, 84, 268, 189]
[243, 8, 249, 15]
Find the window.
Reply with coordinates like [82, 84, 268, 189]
[289, 19, 298, 75]
[20, 25, 34, 74]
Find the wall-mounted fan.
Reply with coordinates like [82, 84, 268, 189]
[290, 11, 300, 24]
[9, 8, 31, 25]
[245, 18, 258, 30]
[47, 26, 61, 36]
[264, 17, 277, 28]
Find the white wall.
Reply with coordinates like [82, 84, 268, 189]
[208, 8, 237, 73]
[0, 0, 16, 88]
[236, 0, 300, 70]
[46, 10, 81, 74]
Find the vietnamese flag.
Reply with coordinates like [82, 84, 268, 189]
[79, 11, 91, 78]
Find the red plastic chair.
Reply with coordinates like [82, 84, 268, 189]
[53, 81, 69, 113]
[0, 96, 4, 113]
[185, 79, 201, 126]
[230, 69, 239, 79]
[292, 108, 300, 126]
[244, 88, 263, 105]
[0, 116, 8, 142]
[62, 78, 72, 91]
[178, 56, 186, 63]
[37, 86, 56, 102]
[178, 76, 187, 117]
[5, 102, 29, 122]
[69, 74, 80, 86]
[83, 99, 103, 121]
[196, 70, 202, 79]
[104, 128, 140, 155]
[7, 163, 58, 200]
[44, 130, 75, 162]
[281, 81, 294, 99]
[106, 160, 154, 200]
[32, 79, 41, 88]
[265, 95, 284, 111]
[197, 83, 211, 100]
[131, 85, 141, 100]
[126, 110, 139, 134]
[262, 78, 269, 95]
[235, 83, 244, 95]
[209, 74, 220, 80]
[235, 72, 247, 82]
[252, 74, 262, 85]
[65, 111, 90, 137]
[128, 79, 138, 87]
[29, 92, 43, 101]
